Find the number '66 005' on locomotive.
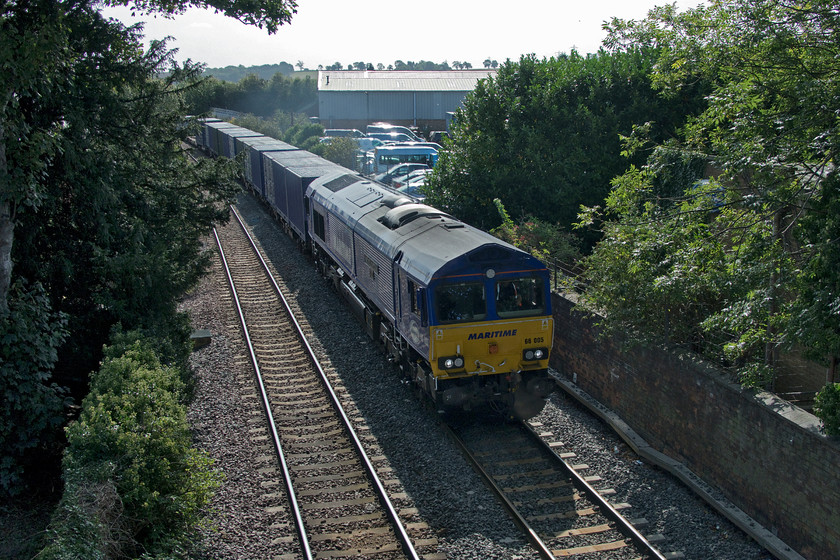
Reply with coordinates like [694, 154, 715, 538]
[198, 120, 555, 419]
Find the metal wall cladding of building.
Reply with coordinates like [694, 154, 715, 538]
[319, 91, 469, 124]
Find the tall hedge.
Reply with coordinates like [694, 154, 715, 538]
[41, 335, 222, 558]
[0, 282, 68, 494]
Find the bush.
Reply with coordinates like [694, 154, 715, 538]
[311, 137, 359, 169]
[105, 321, 195, 402]
[814, 383, 840, 436]
[42, 335, 222, 558]
[491, 198, 580, 264]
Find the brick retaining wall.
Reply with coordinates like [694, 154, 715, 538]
[549, 293, 840, 560]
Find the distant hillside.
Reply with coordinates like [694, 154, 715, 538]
[203, 62, 296, 82]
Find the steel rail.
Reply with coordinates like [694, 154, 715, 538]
[444, 417, 669, 560]
[227, 206, 421, 560]
[213, 225, 313, 560]
[440, 421, 557, 560]
[521, 421, 668, 560]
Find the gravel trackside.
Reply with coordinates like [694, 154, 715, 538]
[182, 193, 773, 560]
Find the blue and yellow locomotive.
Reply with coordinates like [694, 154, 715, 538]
[307, 173, 554, 419]
[197, 120, 555, 419]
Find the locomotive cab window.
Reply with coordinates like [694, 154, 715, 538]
[408, 280, 428, 326]
[435, 282, 486, 324]
[495, 276, 545, 318]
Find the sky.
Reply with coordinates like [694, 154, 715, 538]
[101, 0, 704, 70]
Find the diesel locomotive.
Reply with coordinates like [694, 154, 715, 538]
[197, 119, 555, 419]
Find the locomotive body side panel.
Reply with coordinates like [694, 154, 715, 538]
[353, 232, 396, 320]
[325, 206, 355, 274]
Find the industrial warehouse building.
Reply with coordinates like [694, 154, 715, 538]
[317, 70, 497, 133]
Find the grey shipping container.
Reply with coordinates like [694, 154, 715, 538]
[205, 122, 239, 156]
[195, 118, 222, 149]
[239, 138, 297, 197]
[222, 129, 263, 158]
[263, 151, 325, 223]
[284, 162, 344, 241]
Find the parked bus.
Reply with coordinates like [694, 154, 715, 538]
[373, 145, 438, 175]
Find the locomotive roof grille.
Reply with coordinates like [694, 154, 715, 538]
[323, 174, 361, 192]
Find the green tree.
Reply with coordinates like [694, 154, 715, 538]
[582, 0, 840, 388]
[425, 50, 704, 243]
[104, 0, 296, 33]
[1, 0, 293, 491]
[0, 282, 68, 494]
[183, 71, 317, 117]
[2, 0, 297, 310]
[311, 137, 359, 169]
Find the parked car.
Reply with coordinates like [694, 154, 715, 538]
[367, 132, 416, 143]
[366, 123, 422, 141]
[353, 137, 386, 152]
[392, 168, 431, 190]
[428, 131, 449, 143]
[324, 128, 365, 138]
[395, 183, 427, 201]
[374, 162, 429, 185]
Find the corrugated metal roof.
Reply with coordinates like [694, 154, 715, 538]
[318, 70, 497, 92]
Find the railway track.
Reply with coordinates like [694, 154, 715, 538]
[213, 207, 439, 560]
[445, 416, 680, 559]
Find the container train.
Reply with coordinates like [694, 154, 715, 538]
[196, 119, 555, 419]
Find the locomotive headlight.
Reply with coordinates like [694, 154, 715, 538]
[523, 348, 549, 362]
[438, 356, 465, 370]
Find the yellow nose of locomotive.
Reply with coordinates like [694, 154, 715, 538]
[430, 317, 552, 379]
